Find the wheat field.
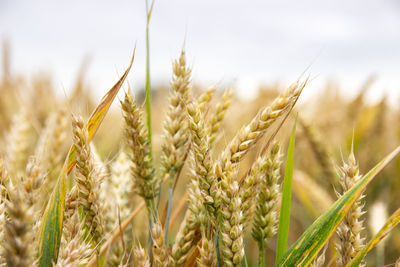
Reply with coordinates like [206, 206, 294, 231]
[1, 12, 400, 267]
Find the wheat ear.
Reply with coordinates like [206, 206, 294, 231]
[152, 221, 169, 267]
[240, 154, 265, 228]
[0, 159, 9, 266]
[0, 158, 9, 199]
[121, 91, 157, 211]
[49, 109, 68, 172]
[209, 88, 232, 145]
[299, 117, 335, 182]
[251, 142, 282, 260]
[102, 150, 131, 232]
[161, 49, 192, 185]
[310, 245, 327, 267]
[219, 164, 244, 266]
[22, 156, 45, 208]
[187, 102, 218, 217]
[197, 86, 216, 114]
[170, 180, 202, 266]
[56, 212, 92, 267]
[72, 115, 104, 246]
[133, 244, 150, 267]
[197, 237, 217, 267]
[5, 108, 31, 176]
[220, 81, 305, 172]
[2, 188, 34, 267]
[336, 150, 365, 267]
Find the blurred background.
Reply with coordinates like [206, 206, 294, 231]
[0, 0, 399, 103]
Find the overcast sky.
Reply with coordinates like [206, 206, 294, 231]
[1, 0, 399, 103]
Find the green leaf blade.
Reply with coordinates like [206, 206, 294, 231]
[276, 117, 297, 263]
[276, 145, 400, 267]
